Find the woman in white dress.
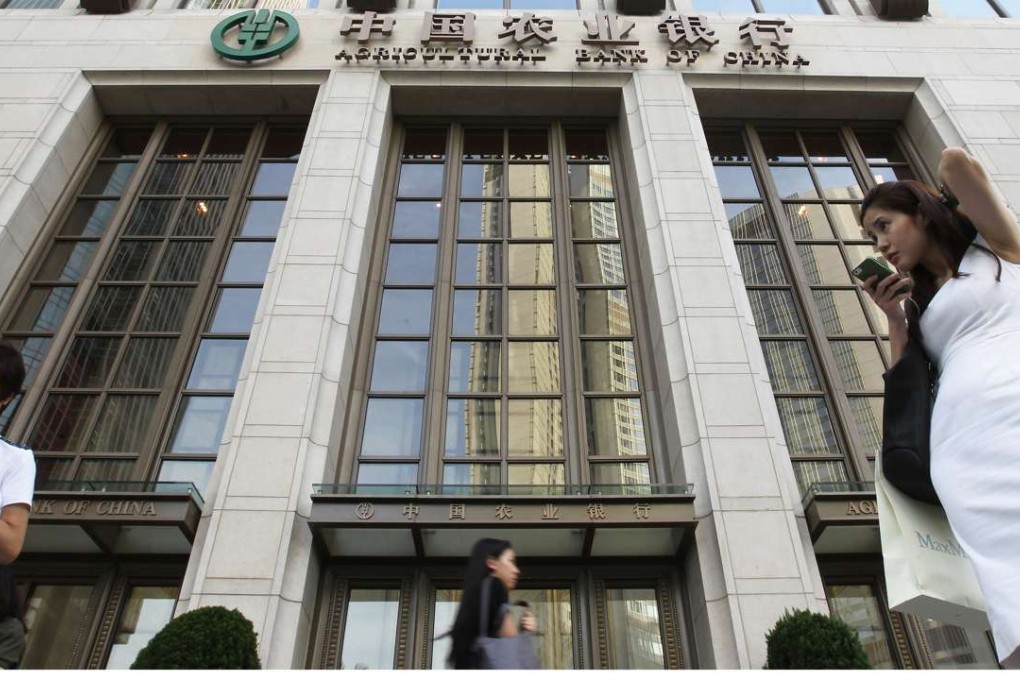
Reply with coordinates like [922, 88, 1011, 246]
[858, 148, 1020, 668]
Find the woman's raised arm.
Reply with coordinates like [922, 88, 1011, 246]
[938, 147, 1020, 263]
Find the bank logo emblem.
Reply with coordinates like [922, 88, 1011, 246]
[211, 9, 300, 62]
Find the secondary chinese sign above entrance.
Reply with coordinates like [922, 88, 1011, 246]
[334, 12, 810, 68]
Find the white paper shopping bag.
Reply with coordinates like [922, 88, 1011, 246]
[875, 450, 988, 629]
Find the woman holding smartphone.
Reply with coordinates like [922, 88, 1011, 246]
[858, 147, 1020, 668]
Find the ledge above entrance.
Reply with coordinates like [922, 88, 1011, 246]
[25, 481, 203, 556]
[309, 484, 696, 560]
[803, 482, 880, 555]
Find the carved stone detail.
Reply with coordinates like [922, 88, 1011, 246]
[87, 578, 128, 669]
[395, 578, 413, 668]
[320, 577, 348, 669]
[657, 578, 685, 669]
[592, 579, 609, 669]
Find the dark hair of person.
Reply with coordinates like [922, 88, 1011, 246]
[0, 342, 26, 405]
[448, 538, 512, 669]
[859, 180, 1001, 342]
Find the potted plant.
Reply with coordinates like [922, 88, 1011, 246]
[131, 606, 261, 670]
[765, 609, 871, 670]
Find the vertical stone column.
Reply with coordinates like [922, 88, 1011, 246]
[177, 70, 390, 669]
[619, 72, 828, 669]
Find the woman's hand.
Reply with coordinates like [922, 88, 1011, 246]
[860, 273, 911, 322]
[519, 610, 536, 633]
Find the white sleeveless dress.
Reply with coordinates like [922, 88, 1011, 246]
[920, 234, 1020, 664]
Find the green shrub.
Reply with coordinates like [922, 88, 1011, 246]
[765, 609, 870, 670]
[131, 606, 261, 670]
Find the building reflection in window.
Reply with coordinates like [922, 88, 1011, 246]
[604, 587, 664, 669]
[22, 584, 94, 669]
[105, 586, 179, 669]
[825, 584, 896, 669]
[339, 589, 401, 669]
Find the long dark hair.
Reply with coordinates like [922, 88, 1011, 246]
[448, 538, 512, 669]
[859, 180, 1001, 340]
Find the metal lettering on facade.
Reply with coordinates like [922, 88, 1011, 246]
[846, 500, 878, 516]
[31, 498, 159, 518]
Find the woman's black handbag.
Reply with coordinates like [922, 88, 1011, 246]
[881, 332, 941, 506]
[472, 578, 540, 669]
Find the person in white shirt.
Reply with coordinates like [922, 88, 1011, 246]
[0, 342, 34, 669]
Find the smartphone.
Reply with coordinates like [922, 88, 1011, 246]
[852, 256, 912, 296]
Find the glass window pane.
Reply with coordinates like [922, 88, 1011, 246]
[36, 242, 97, 283]
[455, 243, 502, 285]
[735, 244, 786, 285]
[580, 340, 637, 393]
[850, 397, 883, 457]
[575, 244, 625, 285]
[449, 341, 501, 393]
[362, 398, 423, 457]
[81, 286, 140, 332]
[507, 399, 563, 457]
[164, 200, 220, 237]
[508, 463, 565, 489]
[379, 289, 433, 336]
[461, 164, 504, 198]
[105, 241, 158, 281]
[726, 203, 772, 240]
[761, 0, 825, 12]
[871, 166, 915, 184]
[262, 128, 303, 159]
[11, 286, 76, 332]
[443, 463, 501, 491]
[34, 457, 75, 485]
[143, 162, 190, 195]
[814, 166, 863, 200]
[207, 127, 252, 157]
[761, 341, 822, 392]
[157, 241, 211, 283]
[22, 585, 94, 669]
[251, 162, 296, 196]
[813, 289, 872, 335]
[511, 588, 574, 670]
[161, 129, 206, 158]
[209, 288, 261, 333]
[714, 165, 761, 200]
[387, 244, 437, 285]
[56, 336, 121, 388]
[508, 165, 550, 198]
[919, 619, 1000, 669]
[508, 342, 560, 393]
[85, 162, 137, 196]
[463, 129, 503, 160]
[577, 289, 631, 336]
[192, 162, 239, 195]
[137, 286, 195, 333]
[105, 586, 179, 670]
[565, 129, 609, 161]
[759, 131, 803, 163]
[706, 130, 750, 162]
[800, 131, 848, 162]
[30, 395, 97, 451]
[825, 584, 896, 670]
[431, 589, 461, 669]
[113, 337, 178, 389]
[357, 463, 418, 489]
[74, 459, 134, 482]
[124, 200, 174, 237]
[8, 336, 50, 390]
[785, 203, 833, 240]
[567, 164, 613, 198]
[586, 398, 647, 457]
[570, 201, 619, 240]
[158, 459, 214, 497]
[830, 340, 886, 391]
[797, 245, 851, 285]
[445, 398, 500, 457]
[509, 244, 556, 286]
[458, 201, 502, 239]
[770, 166, 816, 200]
[510, 202, 553, 239]
[104, 128, 153, 158]
[604, 588, 665, 669]
[339, 590, 401, 670]
[828, 203, 865, 241]
[591, 461, 651, 489]
[939, 0, 999, 16]
[452, 289, 501, 336]
[240, 200, 286, 237]
[508, 289, 557, 336]
[394, 201, 443, 239]
[776, 397, 841, 457]
[169, 396, 233, 454]
[87, 395, 158, 453]
[187, 339, 247, 390]
[222, 242, 272, 284]
[403, 128, 447, 160]
[748, 289, 804, 336]
[510, 0, 577, 8]
[855, 132, 906, 164]
[398, 164, 445, 197]
[372, 341, 429, 392]
[793, 460, 848, 494]
[61, 200, 119, 238]
[509, 129, 549, 160]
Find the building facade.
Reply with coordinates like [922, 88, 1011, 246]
[0, 0, 1016, 669]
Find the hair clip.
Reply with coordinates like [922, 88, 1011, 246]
[939, 184, 959, 210]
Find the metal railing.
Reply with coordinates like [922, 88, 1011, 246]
[36, 480, 204, 505]
[313, 483, 694, 497]
[801, 480, 875, 505]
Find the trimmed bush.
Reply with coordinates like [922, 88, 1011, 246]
[131, 606, 261, 670]
[765, 609, 871, 670]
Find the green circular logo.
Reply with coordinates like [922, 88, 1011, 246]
[211, 9, 300, 62]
